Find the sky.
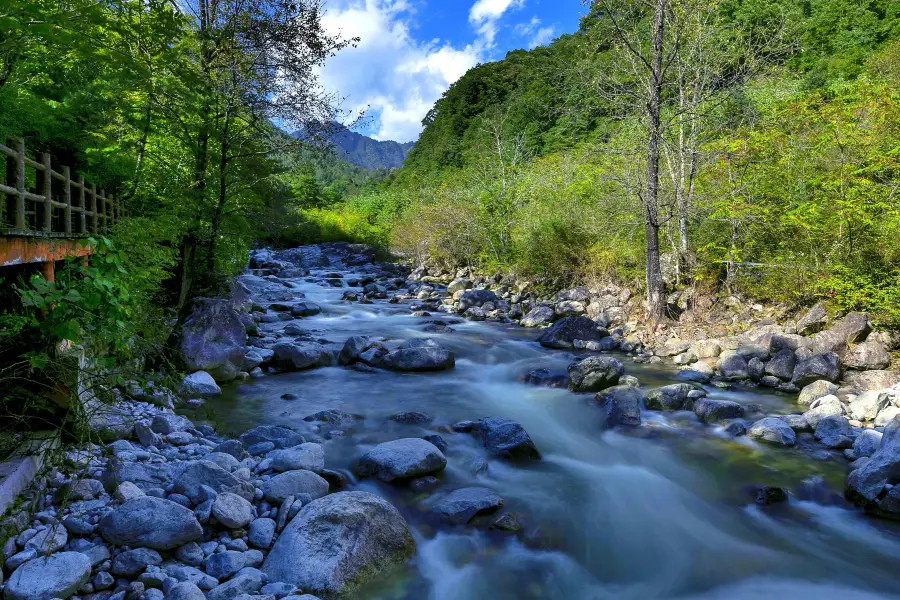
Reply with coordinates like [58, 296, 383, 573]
[318, 0, 587, 143]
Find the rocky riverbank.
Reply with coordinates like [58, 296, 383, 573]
[3, 241, 900, 600]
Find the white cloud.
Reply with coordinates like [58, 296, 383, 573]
[469, 0, 525, 45]
[515, 16, 555, 48]
[318, 0, 481, 142]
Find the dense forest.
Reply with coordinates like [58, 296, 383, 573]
[323, 125, 414, 170]
[311, 0, 900, 326]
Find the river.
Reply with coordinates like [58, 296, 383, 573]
[191, 260, 900, 600]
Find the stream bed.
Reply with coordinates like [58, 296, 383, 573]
[191, 263, 900, 600]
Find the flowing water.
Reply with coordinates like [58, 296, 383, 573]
[193, 263, 900, 600]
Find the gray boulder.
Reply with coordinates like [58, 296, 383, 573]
[262, 470, 330, 504]
[520, 306, 555, 328]
[382, 339, 455, 372]
[537, 316, 607, 349]
[448, 278, 473, 294]
[270, 443, 325, 473]
[693, 399, 745, 424]
[814, 415, 853, 449]
[111, 547, 162, 576]
[211, 492, 254, 528]
[173, 460, 255, 503]
[262, 492, 415, 597]
[166, 582, 207, 600]
[716, 352, 749, 380]
[803, 394, 844, 429]
[272, 341, 332, 371]
[677, 361, 714, 383]
[847, 416, 900, 504]
[471, 416, 541, 461]
[4, 551, 92, 600]
[99, 496, 202, 550]
[792, 352, 841, 387]
[748, 417, 797, 446]
[853, 429, 883, 459]
[567, 356, 625, 393]
[843, 341, 891, 371]
[811, 311, 872, 354]
[354, 438, 447, 482]
[765, 349, 797, 381]
[338, 336, 370, 365]
[206, 568, 265, 600]
[644, 383, 696, 411]
[425, 487, 504, 524]
[181, 298, 247, 382]
[797, 380, 839, 406]
[595, 385, 642, 428]
[848, 390, 890, 422]
[240, 425, 305, 449]
[459, 289, 498, 309]
[796, 302, 829, 335]
[182, 371, 222, 396]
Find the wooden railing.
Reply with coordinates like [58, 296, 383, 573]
[1, 138, 122, 237]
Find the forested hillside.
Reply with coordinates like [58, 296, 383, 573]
[326, 125, 414, 170]
[314, 0, 900, 325]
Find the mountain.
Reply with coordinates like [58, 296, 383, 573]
[328, 126, 414, 170]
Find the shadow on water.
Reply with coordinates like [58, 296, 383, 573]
[192, 267, 900, 600]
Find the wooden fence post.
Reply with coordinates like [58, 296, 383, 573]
[78, 175, 86, 233]
[90, 183, 98, 232]
[15, 138, 25, 230]
[63, 165, 72, 234]
[41, 152, 52, 233]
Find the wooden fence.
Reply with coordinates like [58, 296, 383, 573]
[0, 138, 122, 237]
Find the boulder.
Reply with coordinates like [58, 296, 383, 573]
[797, 380, 839, 406]
[814, 415, 853, 449]
[425, 487, 504, 524]
[644, 383, 695, 411]
[447, 278, 473, 294]
[165, 582, 207, 600]
[811, 312, 873, 354]
[262, 492, 415, 597]
[382, 338, 455, 372]
[748, 417, 797, 446]
[355, 438, 447, 482]
[677, 361, 714, 383]
[291, 301, 321, 317]
[693, 399, 745, 424]
[555, 300, 585, 317]
[537, 316, 607, 349]
[522, 368, 568, 388]
[262, 470, 330, 504]
[99, 496, 202, 550]
[716, 352, 749, 380]
[842, 341, 891, 371]
[240, 425, 305, 449]
[846, 416, 900, 504]
[596, 385, 643, 428]
[211, 492, 254, 528]
[182, 371, 222, 397]
[848, 391, 890, 422]
[173, 460, 255, 503]
[567, 356, 625, 393]
[181, 298, 247, 382]
[853, 429, 883, 459]
[270, 443, 325, 473]
[272, 341, 332, 371]
[764, 349, 797, 381]
[4, 551, 92, 600]
[844, 370, 900, 393]
[520, 306, 556, 328]
[554, 287, 591, 302]
[796, 302, 829, 335]
[803, 394, 844, 429]
[471, 416, 541, 461]
[111, 547, 163, 576]
[458, 289, 498, 310]
[792, 352, 841, 387]
[338, 336, 370, 365]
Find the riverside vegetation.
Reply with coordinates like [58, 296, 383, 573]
[1, 0, 900, 599]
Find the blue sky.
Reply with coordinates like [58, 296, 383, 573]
[318, 0, 587, 142]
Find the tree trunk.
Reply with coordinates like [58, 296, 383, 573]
[207, 107, 231, 272]
[123, 99, 153, 202]
[644, 0, 667, 320]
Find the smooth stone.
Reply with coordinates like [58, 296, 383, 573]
[424, 487, 504, 524]
[262, 470, 330, 504]
[354, 438, 447, 482]
[98, 496, 203, 550]
[4, 551, 92, 600]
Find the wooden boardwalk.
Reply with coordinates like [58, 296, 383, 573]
[0, 138, 123, 280]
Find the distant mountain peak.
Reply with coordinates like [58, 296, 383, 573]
[296, 124, 414, 170]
